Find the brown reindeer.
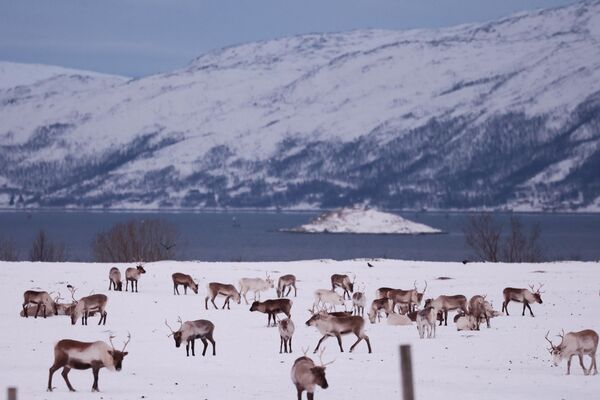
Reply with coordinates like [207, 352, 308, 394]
[331, 274, 355, 300]
[250, 299, 293, 327]
[205, 282, 241, 310]
[352, 290, 366, 317]
[47, 333, 130, 392]
[545, 330, 598, 375]
[291, 348, 332, 400]
[306, 311, 372, 353]
[22, 290, 57, 318]
[502, 284, 544, 317]
[375, 287, 394, 299]
[69, 288, 108, 325]
[108, 267, 122, 291]
[469, 295, 488, 329]
[165, 317, 216, 357]
[425, 295, 468, 326]
[387, 282, 421, 314]
[277, 274, 297, 298]
[172, 273, 199, 295]
[278, 318, 295, 353]
[367, 298, 394, 324]
[125, 264, 146, 292]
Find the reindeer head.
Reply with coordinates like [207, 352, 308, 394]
[545, 330, 565, 365]
[305, 310, 329, 327]
[165, 317, 184, 347]
[232, 289, 241, 304]
[190, 280, 199, 294]
[528, 283, 545, 304]
[311, 348, 333, 389]
[108, 332, 130, 371]
[249, 301, 260, 312]
[265, 273, 274, 289]
[68, 286, 80, 325]
[136, 265, 147, 274]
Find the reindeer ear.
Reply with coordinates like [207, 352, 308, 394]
[123, 352, 129, 356]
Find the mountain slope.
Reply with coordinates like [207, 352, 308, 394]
[1, 1, 600, 210]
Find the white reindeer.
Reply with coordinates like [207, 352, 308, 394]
[313, 289, 345, 312]
[239, 275, 274, 305]
[545, 330, 598, 375]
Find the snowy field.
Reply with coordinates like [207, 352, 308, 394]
[0, 259, 599, 399]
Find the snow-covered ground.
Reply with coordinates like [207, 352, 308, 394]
[1, 259, 599, 399]
[284, 206, 442, 234]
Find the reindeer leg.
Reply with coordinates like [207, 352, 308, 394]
[296, 385, 303, 400]
[567, 355, 573, 375]
[173, 284, 178, 295]
[61, 367, 76, 392]
[503, 300, 509, 316]
[334, 332, 345, 352]
[23, 303, 29, 318]
[444, 310, 448, 326]
[289, 337, 293, 353]
[48, 362, 63, 391]
[577, 354, 588, 375]
[526, 303, 535, 317]
[34, 303, 41, 318]
[242, 290, 249, 305]
[521, 302, 527, 316]
[91, 364, 101, 392]
[280, 336, 284, 353]
[185, 341, 190, 357]
[313, 335, 329, 353]
[211, 296, 219, 310]
[200, 337, 208, 356]
[191, 338, 196, 356]
[308, 392, 314, 400]
[125, 280, 129, 291]
[184, 285, 187, 295]
[590, 354, 598, 375]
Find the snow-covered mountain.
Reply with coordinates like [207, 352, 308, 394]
[1, 1, 599, 211]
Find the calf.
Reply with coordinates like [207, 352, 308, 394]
[172, 272, 198, 295]
[166, 317, 216, 357]
[47, 333, 130, 392]
[416, 307, 437, 339]
[22, 290, 57, 318]
[108, 267, 122, 291]
[277, 274, 297, 298]
[278, 318, 295, 353]
[125, 264, 146, 293]
[250, 299, 292, 327]
[205, 282, 241, 310]
[546, 330, 598, 375]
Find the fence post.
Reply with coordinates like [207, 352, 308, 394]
[399, 345, 414, 400]
[7, 387, 17, 400]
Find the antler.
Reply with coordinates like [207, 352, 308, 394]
[537, 283, 545, 294]
[53, 291, 63, 303]
[301, 347, 309, 356]
[108, 333, 117, 351]
[121, 332, 131, 352]
[558, 329, 565, 339]
[528, 283, 535, 292]
[545, 330, 555, 350]
[68, 285, 78, 303]
[165, 319, 176, 336]
[422, 280, 428, 294]
[413, 280, 417, 291]
[318, 347, 335, 367]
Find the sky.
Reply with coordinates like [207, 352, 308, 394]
[0, 0, 577, 77]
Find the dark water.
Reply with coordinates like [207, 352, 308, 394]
[0, 211, 599, 262]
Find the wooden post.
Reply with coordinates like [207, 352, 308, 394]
[7, 387, 17, 400]
[399, 345, 414, 400]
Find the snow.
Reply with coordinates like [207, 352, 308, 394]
[0, 259, 598, 399]
[284, 206, 442, 234]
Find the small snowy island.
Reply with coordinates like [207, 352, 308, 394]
[284, 206, 442, 235]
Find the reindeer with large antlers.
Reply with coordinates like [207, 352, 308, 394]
[502, 283, 544, 317]
[47, 332, 130, 392]
[545, 330, 598, 375]
[387, 281, 424, 314]
[166, 317, 216, 357]
[291, 347, 333, 400]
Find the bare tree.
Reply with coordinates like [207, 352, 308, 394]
[29, 230, 67, 262]
[91, 218, 179, 262]
[463, 214, 501, 262]
[0, 235, 19, 261]
[464, 214, 544, 263]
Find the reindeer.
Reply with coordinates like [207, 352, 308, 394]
[250, 299, 293, 327]
[502, 284, 544, 317]
[239, 274, 274, 304]
[387, 282, 421, 314]
[172, 272, 198, 295]
[424, 295, 468, 326]
[313, 289, 345, 312]
[125, 264, 146, 292]
[352, 290, 366, 317]
[165, 317, 216, 357]
[22, 290, 57, 318]
[306, 311, 372, 353]
[546, 330, 598, 375]
[205, 282, 241, 310]
[331, 274, 355, 300]
[69, 288, 108, 325]
[455, 313, 478, 331]
[291, 348, 333, 400]
[469, 295, 488, 330]
[108, 267, 122, 291]
[47, 333, 130, 392]
[375, 287, 394, 299]
[278, 318, 295, 353]
[416, 306, 438, 338]
[367, 298, 394, 324]
[277, 274, 297, 298]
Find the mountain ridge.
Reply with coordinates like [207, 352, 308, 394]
[1, 0, 599, 211]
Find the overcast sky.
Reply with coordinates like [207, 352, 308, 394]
[0, 0, 576, 77]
